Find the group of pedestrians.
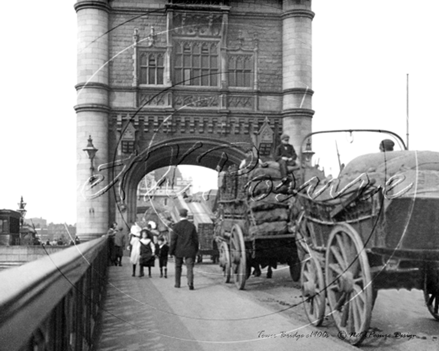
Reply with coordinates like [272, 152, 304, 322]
[129, 223, 170, 278]
[107, 208, 199, 291]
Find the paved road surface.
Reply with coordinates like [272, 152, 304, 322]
[96, 256, 358, 351]
[195, 260, 439, 351]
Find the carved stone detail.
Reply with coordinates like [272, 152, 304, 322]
[173, 13, 223, 37]
[174, 94, 219, 108]
[227, 96, 253, 109]
[116, 114, 139, 132]
[139, 92, 170, 107]
[138, 115, 280, 136]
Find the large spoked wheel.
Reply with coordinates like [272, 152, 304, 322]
[325, 224, 373, 346]
[230, 224, 247, 290]
[219, 241, 231, 283]
[424, 266, 439, 320]
[301, 253, 326, 326]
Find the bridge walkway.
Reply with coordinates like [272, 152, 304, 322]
[95, 256, 355, 351]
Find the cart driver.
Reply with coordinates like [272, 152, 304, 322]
[274, 133, 297, 182]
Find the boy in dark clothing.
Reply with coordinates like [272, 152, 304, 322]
[274, 133, 297, 181]
[157, 237, 170, 278]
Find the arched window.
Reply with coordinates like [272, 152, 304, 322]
[174, 41, 219, 86]
[140, 52, 164, 85]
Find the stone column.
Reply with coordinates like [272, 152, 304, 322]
[282, 0, 315, 154]
[74, 0, 110, 241]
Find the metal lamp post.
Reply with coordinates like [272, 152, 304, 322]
[17, 196, 27, 244]
[83, 135, 98, 179]
[302, 138, 315, 165]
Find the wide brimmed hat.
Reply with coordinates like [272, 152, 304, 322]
[130, 223, 142, 236]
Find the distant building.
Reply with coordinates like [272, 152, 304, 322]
[137, 166, 192, 230]
[28, 217, 47, 229]
[137, 166, 191, 210]
[29, 220, 77, 244]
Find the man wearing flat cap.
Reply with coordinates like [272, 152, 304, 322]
[274, 133, 297, 182]
[169, 208, 199, 290]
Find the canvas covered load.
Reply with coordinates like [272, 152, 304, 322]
[306, 150, 439, 203]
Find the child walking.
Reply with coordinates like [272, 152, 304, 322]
[139, 229, 157, 277]
[157, 236, 169, 278]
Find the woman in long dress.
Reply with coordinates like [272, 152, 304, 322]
[129, 223, 142, 277]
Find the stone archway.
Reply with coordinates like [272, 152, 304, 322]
[110, 137, 247, 229]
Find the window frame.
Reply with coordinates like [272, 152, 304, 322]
[121, 140, 135, 155]
[139, 50, 165, 86]
[228, 54, 254, 88]
[174, 40, 220, 87]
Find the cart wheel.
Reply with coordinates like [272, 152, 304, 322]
[219, 241, 231, 283]
[325, 224, 373, 346]
[424, 266, 439, 320]
[230, 224, 247, 290]
[301, 253, 326, 326]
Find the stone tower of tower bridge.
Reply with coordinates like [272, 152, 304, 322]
[74, 0, 314, 240]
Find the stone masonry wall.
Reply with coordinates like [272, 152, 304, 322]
[108, 1, 283, 94]
[109, 13, 167, 87]
[0, 246, 65, 268]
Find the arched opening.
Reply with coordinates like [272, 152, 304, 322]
[134, 165, 218, 242]
[112, 137, 247, 229]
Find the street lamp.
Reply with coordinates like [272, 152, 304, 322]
[302, 138, 315, 164]
[83, 135, 98, 178]
[17, 196, 27, 244]
[17, 196, 27, 226]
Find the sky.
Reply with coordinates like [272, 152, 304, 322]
[0, 1, 438, 225]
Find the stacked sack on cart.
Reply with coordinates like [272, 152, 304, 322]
[216, 168, 249, 236]
[217, 162, 326, 238]
[243, 163, 296, 237]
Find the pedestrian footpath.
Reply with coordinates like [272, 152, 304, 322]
[96, 256, 356, 351]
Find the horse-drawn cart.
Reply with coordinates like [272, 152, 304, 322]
[215, 161, 322, 289]
[294, 130, 439, 345]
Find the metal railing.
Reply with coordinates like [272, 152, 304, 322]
[0, 236, 108, 351]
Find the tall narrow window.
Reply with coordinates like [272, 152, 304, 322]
[228, 55, 252, 87]
[174, 41, 219, 86]
[140, 52, 164, 85]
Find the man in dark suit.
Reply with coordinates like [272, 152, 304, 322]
[274, 133, 297, 181]
[169, 208, 199, 290]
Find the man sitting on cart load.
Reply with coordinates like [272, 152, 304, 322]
[274, 133, 297, 183]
